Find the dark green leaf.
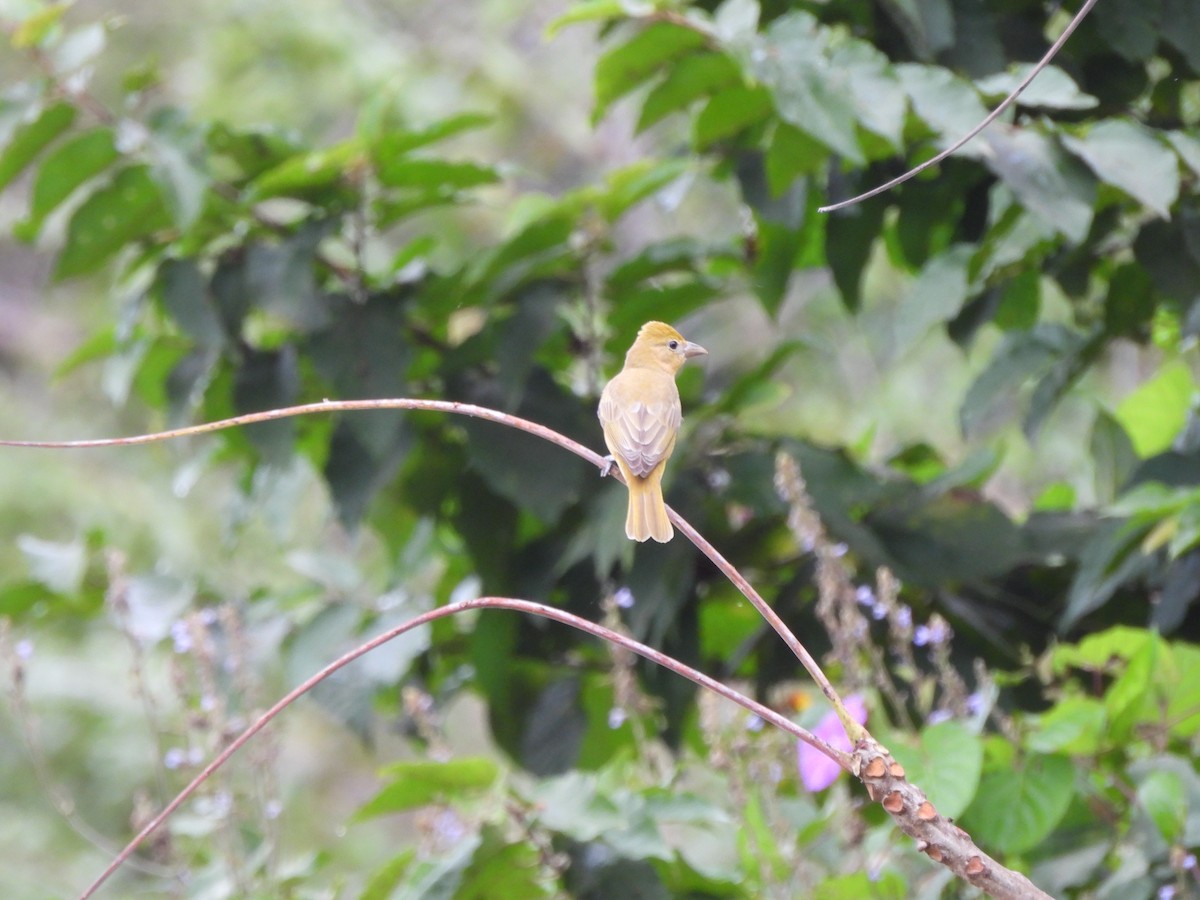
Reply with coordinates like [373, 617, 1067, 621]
[993, 269, 1041, 330]
[18, 127, 117, 238]
[692, 86, 773, 149]
[960, 325, 1074, 438]
[1103, 263, 1155, 337]
[594, 23, 707, 122]
[1162, 0, 1200, 70]
[0, 101, 77, 192]
[825, 200, 885, 311]
[1094, 0, 1162, 62]
[1060, 519, 1156, 629]
[637, 51, 741, 133]
[765, 122, 826, 196]
[1091, 410, 1138, 504]
[54, 165, 172, 279]
[1024, 330, 1105, 440]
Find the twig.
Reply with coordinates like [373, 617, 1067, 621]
[818, 0, 1100, 213]
[76, 596, 843, 899]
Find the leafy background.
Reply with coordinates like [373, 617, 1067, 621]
[1, 0, 1199, 896]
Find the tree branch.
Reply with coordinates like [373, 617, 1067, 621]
[818, 0, 1100, 213]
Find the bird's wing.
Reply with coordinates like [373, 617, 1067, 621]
[598, 373, 681, 478]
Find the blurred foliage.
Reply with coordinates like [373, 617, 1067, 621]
[2, 0, 1200, 895]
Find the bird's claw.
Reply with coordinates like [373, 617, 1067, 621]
[600, 455, 617, 478]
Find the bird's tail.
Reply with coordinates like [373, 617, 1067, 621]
[626, 469, 673, 543]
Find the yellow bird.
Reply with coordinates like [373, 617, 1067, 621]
[598, 321, 708, 542]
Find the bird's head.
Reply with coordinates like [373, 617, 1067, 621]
[626, 321, 708, 374]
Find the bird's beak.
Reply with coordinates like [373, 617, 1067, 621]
[683, 341, 708, 359]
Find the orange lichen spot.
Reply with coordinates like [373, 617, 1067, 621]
[889, 761, 906, 778]
[918, 801, 937, 821]
[883, 791, 904, 813]
[864, 757, 887, 778]
[966, 856, 985, 876]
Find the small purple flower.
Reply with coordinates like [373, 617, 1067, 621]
[1157, 887, 1175, 900]
[164, 748, 186, 770]
[871, 602, 887, 621]
[745, 714, 764, 732]
[797, 695, 868, 792]
[830, 543, 849, 558]
[895, 606, 912, 629]
[15, 639, 34, 659]
[170, 620, 192, 654]
[855, 585, 876, 606]
[607, 707, 627, 729]
[927, 709, 952, 725]
[614, 587, 635, 609]
[966, 692, 986, 715]
[1183, 853, 1197, 870]
[265, 800, 283, 820]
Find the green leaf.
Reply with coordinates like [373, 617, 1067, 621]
[816, 872, 908, 900]
[356, 758, 500, 819]
[1091, 410, 1138, 504]
[17, 535, 86, 596]
[1093, 0, 1160, 61]
[597, 158, 689, 222]
[1061, 520, 1156, 630]
[18, 127, 118, 239]
[375, 158, 498, 191]
[1106, 633, 1158, 741]
[887, 721, 983, 819]
[766, 122, 826, 195]
[982, 128, 1095, 243]
[693, 85, 773, 149]
[961, 754, 1075, 855]
[545, 0, 627, 38]
[637, 51, 741, 133]
[1137, 771, 1186, 843]
[1103, 262, 1155, 338]
[1167, 131, 1200, 178]
[895, 64, 988, 155]
[825, 200, 885, 312]
[54, 165, 172, 280]
[1026, 696, 1107, 755]
[832, 39, 906, 148]
[892, 245, 973, 354]
[594, 22, 708, 122]
[1161, 0, 1200, 71]
[975, 65, 1098, 111]
[11, 2, 70, 48]
[0, 101, 76, 192]
[1115, 360, 1196, 457]
[960, 325, 1072, 438]
[751, 12, 862, 161]
[248, 138, 363, 200]
[366, 111, 493, 155]
[1062, 120, 1180, 219]
[1024, 330, 1105, 440]
[993, 269, 1041, 330]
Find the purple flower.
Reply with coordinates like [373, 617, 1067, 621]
[797, 695, 868, 792]
[613, 587, 635, 609]
[607, 707, 627, 729]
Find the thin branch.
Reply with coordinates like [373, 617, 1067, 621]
[76, 596, 843, 899]
[818, 0, 1100, 213]
[0, 399, 833, 697]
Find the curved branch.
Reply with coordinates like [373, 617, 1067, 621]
[0, 399, 838, 701]
[818, 0, 1100, 214]
[77, 596, 844, 899]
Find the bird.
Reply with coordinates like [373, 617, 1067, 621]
[598, 321, 707, 542]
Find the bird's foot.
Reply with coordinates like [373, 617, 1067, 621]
[600, 455, 617, 478]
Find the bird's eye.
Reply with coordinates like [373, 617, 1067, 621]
[668, 340, 679, 350]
